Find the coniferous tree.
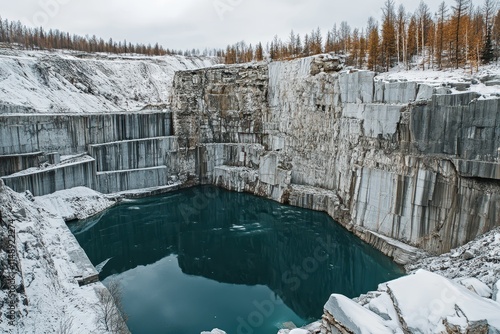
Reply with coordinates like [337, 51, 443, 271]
[481, 0, 497, 63]
[295, 34, 303, 56]
[367, 17, 380, 71]
[396, 4, 407, 67]
[436, 2, 449, 68]
[381, 0, 397, 71]
[452, 0, 471, 68]
[255, 42, 264, 61]
[339, 21, 351, 54]
[494, 9, 500, 61]
[303, 34, 310, 56]
[325, 31, 335, 53]
[417, 1, 432, 69]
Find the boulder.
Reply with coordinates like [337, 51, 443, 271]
[455, 277, 492, 298]
[323, 294, 393, 333]
[200, 329, 226, 334]
[387, 270, 500, 333]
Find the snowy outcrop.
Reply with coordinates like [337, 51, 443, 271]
[34, 186, 117, 221]
[0, 49, 216, 113]
[0, 184, 127, 333]
[321, 270, 500, 334]
[323, 294, 394, 333]
[319, 228, 500, 334]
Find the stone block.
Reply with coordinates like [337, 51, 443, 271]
[416, 84, 435, 101]
[259, 153, 278, 185]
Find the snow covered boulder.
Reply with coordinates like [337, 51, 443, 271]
[387, 270, 500, 333]
[34, 186, 117, 221]
[200, 329, 226, 334]
[289, 329, 309, 334]
[455, 277, 492, 298]
[322, 294, 393, 334]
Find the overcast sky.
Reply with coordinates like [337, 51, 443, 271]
[2, 0, 456, 51]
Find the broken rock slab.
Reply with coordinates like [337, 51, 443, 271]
[387, 270, 500, 333]
[323, 294, 394, 334]
[494, 280, 500, 302]
[321, 270, 500, 334]
[455, 277, 493, 298]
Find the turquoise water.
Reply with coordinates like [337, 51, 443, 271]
[69, 186, 403, 334]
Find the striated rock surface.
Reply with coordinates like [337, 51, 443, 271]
[171, 55, 500, 257]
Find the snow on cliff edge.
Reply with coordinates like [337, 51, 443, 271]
[375, 64, 500, 98]
[0, 48, 216, 113]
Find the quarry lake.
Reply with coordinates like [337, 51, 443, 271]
[68, 186, 404, 334]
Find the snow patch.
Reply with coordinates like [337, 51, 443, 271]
[35, 186, 117, 221]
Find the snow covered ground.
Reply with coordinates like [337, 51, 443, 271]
[0, 181, 121, 333]
[376, 64, 500, 98]
[0, 48, 216, 113]
[326, 229, 500, 334]
[319, 228, 500, 334]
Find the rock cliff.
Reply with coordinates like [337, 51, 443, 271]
[171, 55, 500, 258]
[1, 53, 499, 260]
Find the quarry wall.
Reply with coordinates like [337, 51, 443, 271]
[171, 56, 500, 257]
[2, 56, 499, 259]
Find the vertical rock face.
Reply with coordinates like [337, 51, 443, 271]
[0, 112, 173, 155]
[0, 111, 182, 195]
[172, 64, 269, 148]
[171, 55, 500, 256]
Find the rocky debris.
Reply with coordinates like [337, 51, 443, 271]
[455, 277, 492, 298]
[277, 321, 322, 334]
[406, 227, 500, 289]
[322, 294, 394, 333]
[321, 270, 500, 334]
[310, 54, 344, 75]
[463, 250, 475, 260]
